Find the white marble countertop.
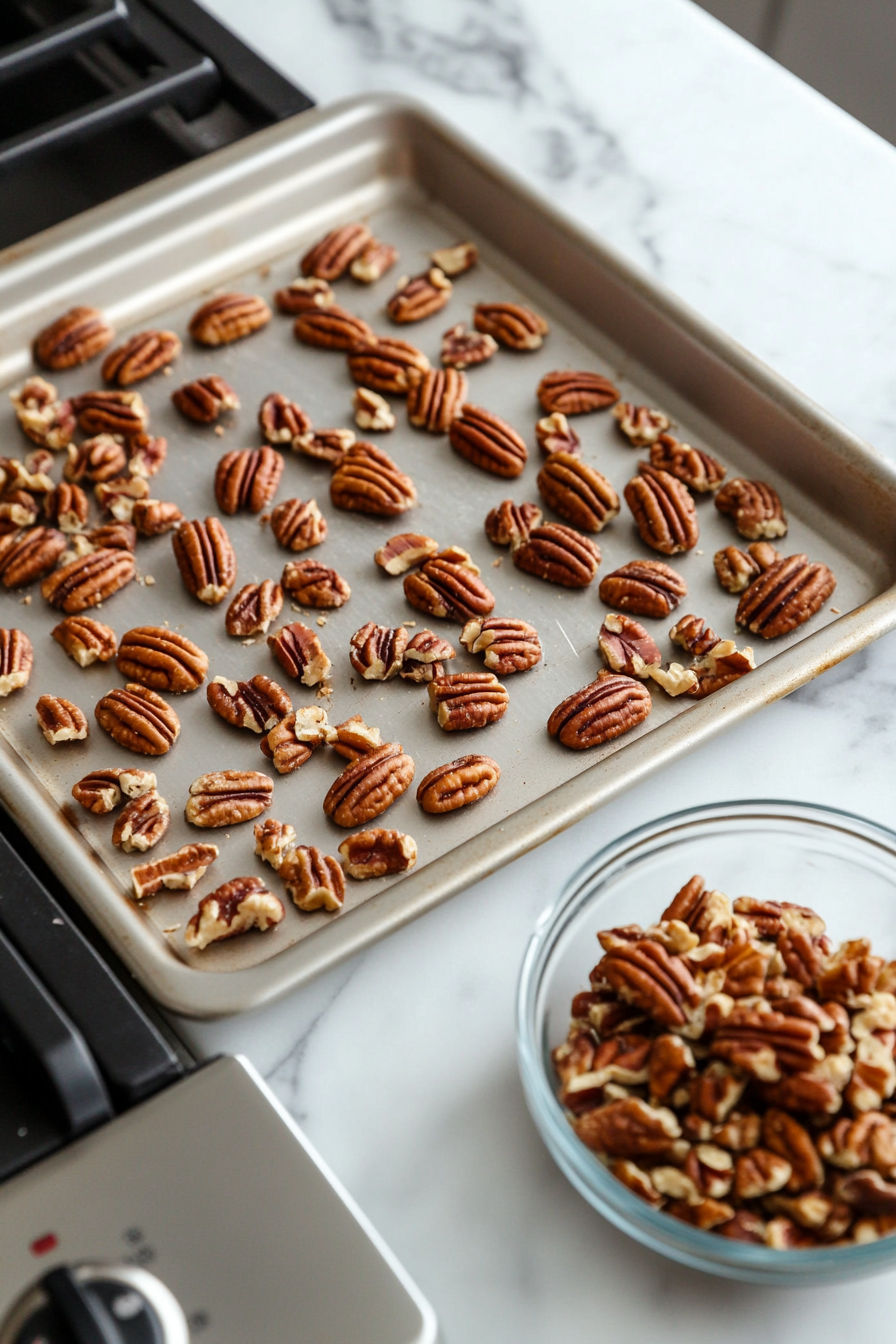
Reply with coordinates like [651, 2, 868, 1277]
[178, 1, 896, 1337]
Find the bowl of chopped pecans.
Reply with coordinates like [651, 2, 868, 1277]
[517, 800, 896, 1282]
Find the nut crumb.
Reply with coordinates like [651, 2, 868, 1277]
[316, 682, 333, 699]
[258, 263, 271, 278]
[242, 637, 257, 646]
[145, 575, 155, 586]
[259, 513, 270, 527]
[20, 594, 31, 605]
[831, 606, 841, 614]
[53, 917, 64, 925]
[163, 366, 173, 376]
[163, 924, 182, 933]
[214, 424, 225, 437]
[695, 548, 704, 555]
[402, 620, 416, 627]
[317, 615, 328, 627]
[492, 557, 502, 568]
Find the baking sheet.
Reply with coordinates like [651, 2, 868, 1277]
[0, 96, 894, 1016]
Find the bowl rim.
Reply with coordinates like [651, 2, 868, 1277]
[516, 798, 896, 1278]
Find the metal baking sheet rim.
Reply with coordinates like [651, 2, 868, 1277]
[1, 95, 894, 1018]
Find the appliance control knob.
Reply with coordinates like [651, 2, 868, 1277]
[0, 1263, 189, 1344]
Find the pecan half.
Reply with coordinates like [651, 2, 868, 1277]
[400, 630, 456, 682]
[95, 683, 180, 755]
[612, 402, 670, 446]
[762, 1109, 825, 1193]
[131, 843, 218, 900]
[513, 522, 601, 588]
[225, 580, 283, 636]
[186, 876, 284, 949]
[349, 623, 409, 679]
[598, 559, 686, 618]
[537, 452, 620, 532]
[624, 462, 699, 555]
[404, 553, 495, 622]
[374, 531, 439, 575]
[102, 330, 181, 385]
[406, 368, 468, 433]
[11, 377, 75, 450]
[127, 432, 167, 479]
[66, 434, 127, 483]
[267, 622, 332, 684]
[71, 390, 149, 437]
[650, 434, 726, 493]
[0, 527, 66, 587]
[172, 517, 236, 605]
[259, 392, 311, 443]
[448, 404, 528, 478]
[0, 628, 33, 696]
[416, 754, 500, 813]
[715, 478, 787, 540]
[42, 483, 83, 533]
[535, 413, 581, 457]
[274, 277, 335, 314]
[132, 500, 184, 537]
[473, 301, 548, 350]
[42, 547, 135, 611]
[347, 337, 430, 395]
[207, 673, 292, 733]
[736, 554, 836, 639]
[112, 791, 170, 852]
[353, 387, 395, 432]
[330, 443, 416, 516]
[440, 323, 497, 370]
[34, 306, 114, 370]
[254, 818, 297, 871]
[262, 708, 331, 775]
[714, 545, 760, 594]
[460, 616, 541, 674]
[294, 427, 355, 465]
[280, 846, 346, 912]
[574, 1097, 682, 1160]
[171, 375, 239, 423]
[215, 447, 283, 516]
[537, 370, 620, 415]
[72, 769, 125, 814]
[598, 614, 661, 678]
[548, 672, 652, 750]
[387, 267, 452, 323]
[87, 521, 136, 552]
[294, 304, 374, 350]
[339, 829, 418, 879]
[350, 238, 399, 283]
[301, 222, 372, 280]
[35, 694, 88, 744]
[323, 742, 414, 827]
[185, 770, 273, 828]
[331, 714, 383, 760]
[599, 938, 700, 1029]
[282, 558, 351, 608]
[428, 670, 508, 731]
[484, 500, 542, 550]
[188, 292, 271, 345]
[116, 626, 208, 694]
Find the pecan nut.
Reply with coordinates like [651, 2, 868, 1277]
[687, 639, 756, 699]
[11, 377, 76, 450]
[72, 769, 125, 814]
[0, 628, 33, 696]
[131, 500, 184, 537]
[403, 553, 495, 622]
[406, 368, 468, 433]
[650, 434, 726, 493]
[428, 670, 508, 731]
[214, 447, 283, 515]
[71, 390, 149, 437]
[172, 517, 237, 605]
[188, 292, 271, 345]
[34, 306, 114, 370]
[537, 370, 620, 415]
[112, 791, 170, 852]
[624, 462, 699, 555]
[294, 427, 355, 465]
[280, 846, 346, 912]
[0, 490, 39, 532]
[387, 268, 452, 323]
[267, 622, 332, 685]
[548, 672, 652, 750]
[460, 616, 541, 674]
[207, 674, 292, 733]
[225, 580, 283, 636]
[331, 714, 383, 760]
[95, 474, 149, 522]
[66, 434, 127, 483]
[87, 521, 136, 552]
[322, 742, 415, 827]
[535, 413, 581, 457]
[185, 877, 284, 949]
[473, 301, 548, 350]
[131, 843, 218, 899]
[537, 452, 620, 532]
[330, 442, 417, 516]
[669, 613, 720, 657]
[294, 305, 374, 350]
[102, 330, 181, 385]
[736, 554, 836, 639]
[274, 277, 335, 314]
[350, 238, 399, 283]
[185, 770, 273, 828]
[95, 683, 180, 755]
[301, 222, 372, 280]
[448, 404, 528, 478]
[714, 545, 760, 594]
[715, 478, 788, 540]
[338, 829, 418, 879]
[440, 323, 497, 370]
[35, 694, 88, 744]
[349, 623, 409, 680]
[353, 388, 395, 432]
[573, 1097, 683, 1160]
[374, 532, 439, 575]
[0, 527, 66, 587]
[41, 547, 135, 611]
[512, 522, 601, 588]
[127, 432, 167, 479]
[171, 375, 239, 423]
[762, 1109, 825, 1193]
[598, 614, 661, 678]
[43, 483, 87, 533]
[612, 402, 671, 446]
[431, 241, 477, 276]
[416, 754, 501, 813]
[116, 626, 208, 694]
[254, 818, 297, 871]
[400, 630, 456, 682]
[598, 559, 687, 618]
[262, 708, 333, 775]
[484, 500, 542, 550]
[259, 392, 312, 443]
[347, 338, 430, 395]
[281, 559, 351, 608]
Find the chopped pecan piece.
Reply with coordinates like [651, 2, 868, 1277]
[736, 554, 836, 639]
[538, 452, 620, 532]
[262, 708, 332, 774]
[112, 791, 170, 852]
[0, 490, 39, 531]
[66, 435, 127, 483]
[428, 671, 508, 731]
[186, 876, 284, 949]
[473, 301, 548, 350]
[400, 629, 456, 682]
[119, 768, 157, 798]
[834, 1169, 896, 1217]
[714, 545, 760, 593]
[274, 276, 335, 314]
[448, 404, 527, 478]
[548, 672, 652, 750]
[282, 558, 350, 608]
[94, 474, 149, 522]
[254, 818, 297, 871]
[280, 846, 345, 912]
[537, 370, 620, 415]
[387, 268, 452, 323]
[574, 1097, 682, 1160]
[406, 368, 468, 433]
[131, 500, 183, 537]
[215, 447, 283, 515]
[301, 222, 372, 280]
[649, 434, 726, 493]
[535, 412, 580, 457]
[598, 614, 661, 678]
[322, 742, 415, 827]
[267, 622, 332, 685]
[350, 238, 399, 283]
[353, 387, 395, 432]
[294, 305, 374, 350]
[338, 829, 418, 879]
[189, 292, 271, 346]
[270, 498, 328, 553]
[293, 427, 356, 465]
[624, 462, 699, 555]
[513, 522, 601, 588]
[172, 517, 236, 605]
[599, 559, 687, 618]
[95, 683, 180, 756]
[460, 616, 541, 674]
[331, 714, 382, 760]
[127, 432, 167, 479]
[116, 626, 208, 694]
[484, 500, 542, 550]
[816, 938, 882, 1006]
[715, 478, 787, 540]
[87, 521, 136, 552]
[648, 1034, 695, 1102]
[646, 662, 699, 697]
[207, 674, 292, 733]
[612, 402, 670, 446]
[431, 241, 477, 276]
[330, 442, 417, 516]
[72, 769, 124, 814]
[71, 390, 148, 437]
[374, 531, 439, 575]
[185, 770, 273, 828]
[347, 337, 430, 396]
[259, 392, 311, 444]
[171, 375, 239, 423]
[349, 623, 409, 679]
[42, 547, 135, 612]
[131, 842, 218, 899]
[35, 694, 88, 744]
[102, 329, 181, 385]
[0, 628, 33, 696]
[226, 580, 283, 636]
[688, 639, 756, 698]
[0, 527, 66, 587]
[34, 305, 114, 370]
[669, 614, 720, 657]
[440, 322, 497, 370]
[404, 553, 495, 622]
[416, 754, 501, 814]
[10, 377, 75, 450]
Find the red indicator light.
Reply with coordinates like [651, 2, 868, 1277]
[30, 1233, 58, 1257]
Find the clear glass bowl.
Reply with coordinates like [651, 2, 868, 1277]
[516, 800, 896, 1284]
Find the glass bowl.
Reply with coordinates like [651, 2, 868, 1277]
[517, 800, 896, 1284]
